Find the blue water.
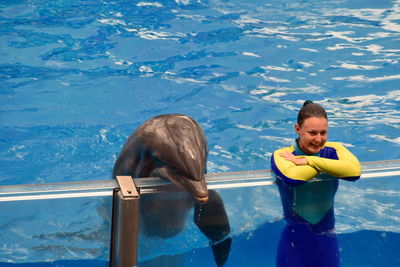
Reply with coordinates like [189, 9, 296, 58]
[1, 222, 399, 266]
[1, 0, 400, 265]
[2, 0, 400, 185]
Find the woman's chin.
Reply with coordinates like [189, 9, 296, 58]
[307, 147, 321, 155]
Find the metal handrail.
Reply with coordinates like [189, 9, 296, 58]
[0, 160, 399, 201]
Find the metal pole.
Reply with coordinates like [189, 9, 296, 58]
[110, 176, 140, 267]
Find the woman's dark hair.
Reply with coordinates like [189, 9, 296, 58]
[297, 100, 327, 126]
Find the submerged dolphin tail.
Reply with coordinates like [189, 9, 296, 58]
[194, 189, 231, 267]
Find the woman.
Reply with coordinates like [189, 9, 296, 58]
[271, 100, 361, 267]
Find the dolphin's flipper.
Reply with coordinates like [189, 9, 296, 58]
[194, 189, 231, 267]
[209, 237, 232, 267]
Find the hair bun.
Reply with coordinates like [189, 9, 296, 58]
[303, 100, 314, 106]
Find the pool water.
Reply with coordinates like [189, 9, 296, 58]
[1, 0, 400, 265]
[183, 222, 400, 267]
[2, 0, 400, 185]
[1, 222, 399, 266]
[0, 260, 108, 267]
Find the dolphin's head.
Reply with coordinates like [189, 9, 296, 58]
[140, 114, 209, 203]
[150, 165, 208, 204]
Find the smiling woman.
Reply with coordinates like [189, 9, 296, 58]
[271, 101, 361, 183]
[270, 100, 362, 267]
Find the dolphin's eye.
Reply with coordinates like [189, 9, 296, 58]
[174, 167, 190, 179]
[151, 155, 195, 180]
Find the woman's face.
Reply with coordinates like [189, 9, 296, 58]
[295, 116, 328, 155]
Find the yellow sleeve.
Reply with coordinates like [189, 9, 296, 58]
[305, 142, 361, 178]
[271, 146, 319, 183]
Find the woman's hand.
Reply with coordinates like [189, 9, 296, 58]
[279, 151, 309, 166]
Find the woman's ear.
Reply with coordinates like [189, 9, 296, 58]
[294, 124, 300, 134]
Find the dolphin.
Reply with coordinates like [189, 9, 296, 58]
[112, 114, 231, 267]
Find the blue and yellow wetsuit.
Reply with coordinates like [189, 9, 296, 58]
[271, 140, 361, 267]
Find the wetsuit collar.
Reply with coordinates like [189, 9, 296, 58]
[294, 138, 319, 156]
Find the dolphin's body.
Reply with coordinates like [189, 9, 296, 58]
[113, 114, 231, 266]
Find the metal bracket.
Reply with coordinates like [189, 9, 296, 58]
[110, 176, 140, 267]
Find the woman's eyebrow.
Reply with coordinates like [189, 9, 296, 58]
[308, 129, 327, 132]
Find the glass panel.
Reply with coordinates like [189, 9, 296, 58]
[0, 160, 399, 266]
[0, 181, 116, 266]
[335, 164, 400, 267]
[135, 160, 400, 267]
[136, 181, 282, 266]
